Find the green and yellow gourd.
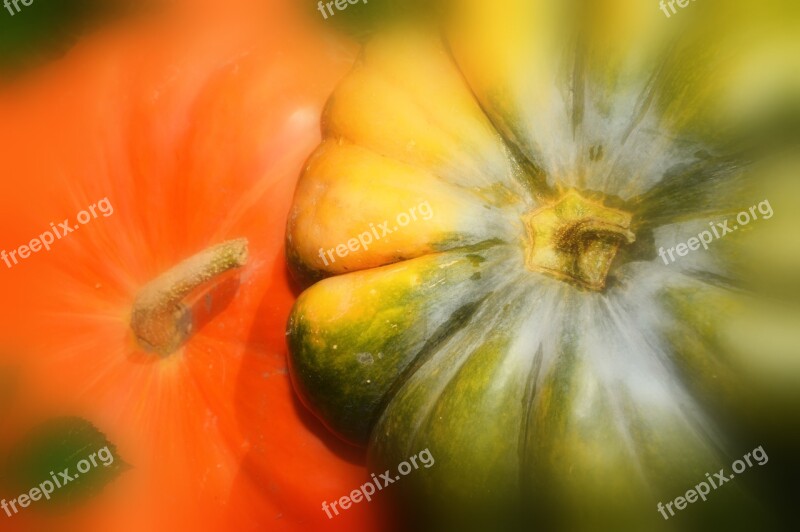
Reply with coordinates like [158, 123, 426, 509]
[286, 0, 800, 529]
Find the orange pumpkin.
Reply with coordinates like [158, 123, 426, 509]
[0, 3, 378, 531]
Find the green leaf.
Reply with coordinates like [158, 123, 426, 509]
[0, 0, 129, 76]
[302, 0, 433, 40]
[1, 417, 126, 511]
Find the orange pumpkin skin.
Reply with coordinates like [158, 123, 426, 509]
[0, 3, 378, 531]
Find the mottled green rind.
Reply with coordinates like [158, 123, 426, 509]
[660, 286, 743, 409]
[368, 284, 767, 531]
[367, 286, 533, 529]
[287, 243, 509, 444]
[662, 284, 800, 433]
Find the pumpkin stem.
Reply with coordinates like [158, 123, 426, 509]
[130, 238, 249, 356]
[522, 191, 634, 291]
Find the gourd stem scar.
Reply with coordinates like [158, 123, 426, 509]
[130, 238, 248, 356]
[523, 190, 635, 291]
